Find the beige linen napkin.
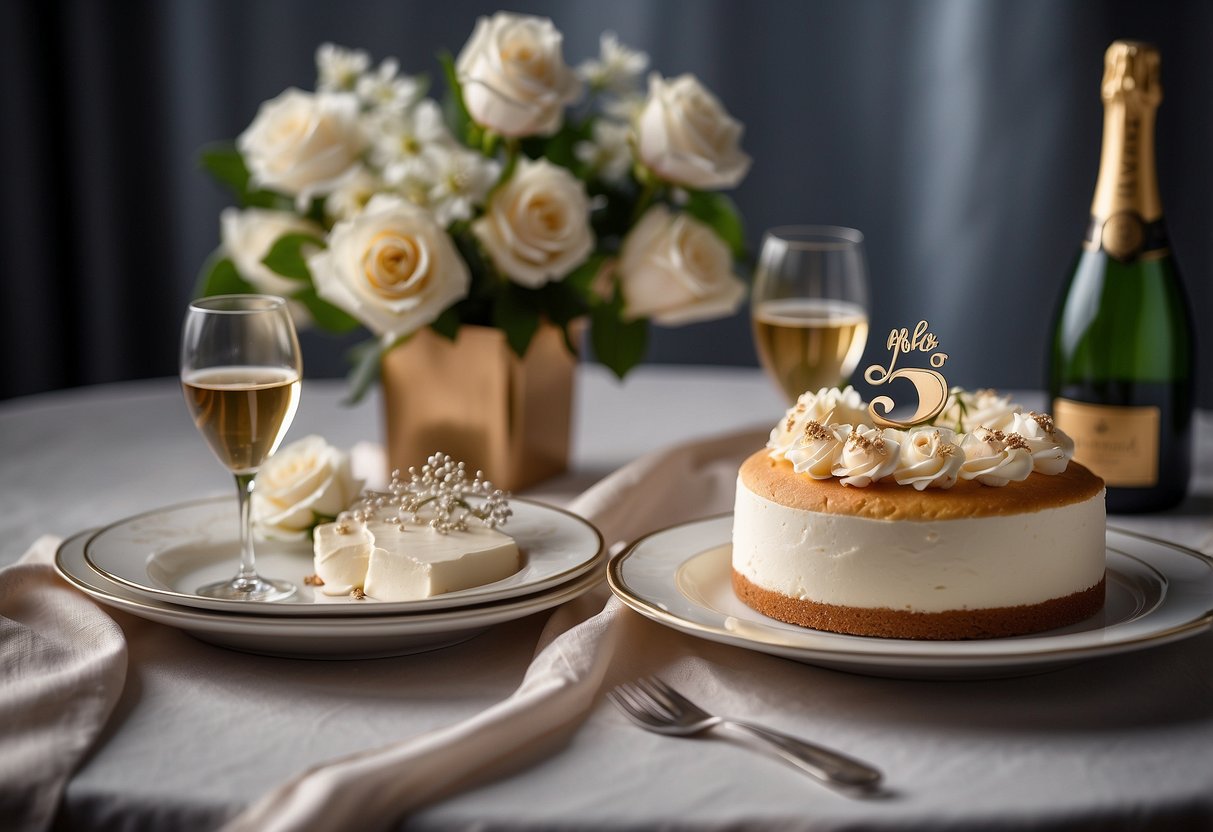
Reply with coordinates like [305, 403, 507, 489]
[222, 428, 764, 832]
[0, 536, 128, 832]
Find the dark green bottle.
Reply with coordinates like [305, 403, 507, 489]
[1049, 41, 1194, 513]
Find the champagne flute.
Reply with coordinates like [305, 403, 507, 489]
[750, 226, 870, 402]
[180, 295, 302, 601]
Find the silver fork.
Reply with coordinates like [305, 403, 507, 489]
[608, 676, 882, 791]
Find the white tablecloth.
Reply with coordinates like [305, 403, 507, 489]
[2, 366, 1212, 830]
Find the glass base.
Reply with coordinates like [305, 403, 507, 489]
[197, 574, 296, 602]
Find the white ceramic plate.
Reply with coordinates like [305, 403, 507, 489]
[83, 496, 602, 616]
[607, 515, 1213, 680]
[58, 530, 604, 659]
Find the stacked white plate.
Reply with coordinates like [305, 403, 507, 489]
[55, 496, 604, 659]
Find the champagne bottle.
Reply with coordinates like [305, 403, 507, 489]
[1049, 41, 1193, 513]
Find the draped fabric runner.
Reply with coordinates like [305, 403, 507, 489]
[0, 429, 761, 832]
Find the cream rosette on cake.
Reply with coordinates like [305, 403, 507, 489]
[784, 421, 847, 478]
[767, 386, 870, 457]
[937, 388, 1022, 433]
[959, 429, 1035, 487]
[893, 427, 965, 490]
[1009, 411, 1077, 475]
[832, 425, 902, 487]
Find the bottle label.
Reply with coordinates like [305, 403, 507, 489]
[1053, 398, 1160, 487]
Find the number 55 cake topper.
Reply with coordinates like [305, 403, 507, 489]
[864, 320, 949, 428]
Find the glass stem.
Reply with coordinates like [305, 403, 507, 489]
[234, 472, 258, 581]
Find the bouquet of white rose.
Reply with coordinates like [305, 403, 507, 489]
[199, 12, 751, 401]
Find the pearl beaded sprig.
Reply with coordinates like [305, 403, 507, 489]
[335, 452, 511, 535]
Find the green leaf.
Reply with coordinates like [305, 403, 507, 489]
[198, 143, 282, 209]
[590, 293, 648, 379]
[196, 253, 255, 297]
[261, 232, 326, 282]
[493, 285, 542, 357]
[343, 338, 384, 406]
[684, 191, 748, 261]
[438, 51, 478, 148]
[563, 253, 606, 297]
[430, 306, 461, 340]
[200, 144, 251, 196]
[294, 286, 362, 333]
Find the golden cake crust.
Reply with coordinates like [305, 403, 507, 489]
[740, 450, 1104, 520]
[732, 570, 1106, 640]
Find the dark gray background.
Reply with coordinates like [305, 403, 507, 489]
[2, 0, 1209, 402]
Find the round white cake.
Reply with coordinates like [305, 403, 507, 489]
[732, 387, 1107, 640]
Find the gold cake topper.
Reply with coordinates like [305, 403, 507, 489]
[863, 320, 949, 428]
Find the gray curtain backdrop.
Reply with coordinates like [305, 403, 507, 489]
[1, 0, 1210, 403]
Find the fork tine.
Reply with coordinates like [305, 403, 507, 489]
[637, 676, 691, 716]
[626, 680, 677, 719]
[608, 689, 662, 728]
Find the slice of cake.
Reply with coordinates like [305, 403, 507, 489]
[312, 452, 519, 601]
[314, 521, 519, 601]
[732, 387, 1106, 640]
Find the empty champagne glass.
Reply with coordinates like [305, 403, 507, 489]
[750, 226, 870, 402]
[180, 295, 302, 601]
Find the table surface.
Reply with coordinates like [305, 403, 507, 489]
[3, 366, 1212, 831]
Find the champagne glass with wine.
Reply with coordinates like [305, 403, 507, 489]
[751, 226, 870, 402]
[180, 295, 302, 601]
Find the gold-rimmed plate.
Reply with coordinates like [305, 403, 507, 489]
[57, 530, 603, 659]
[608, 515, 1213, 680]
[83, 496, 602, 616]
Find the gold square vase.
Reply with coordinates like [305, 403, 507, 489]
[381, 324, 577, 492]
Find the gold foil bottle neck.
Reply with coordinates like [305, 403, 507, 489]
[1102, 40, 1161, 107]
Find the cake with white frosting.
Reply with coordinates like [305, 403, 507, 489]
[732, 387, 1106, 640]
[312, 452, 519, 602]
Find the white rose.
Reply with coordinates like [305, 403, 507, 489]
[253, 436, 363, 540]
[959, 429, 1034, 487]
[220, 207, 324, 297]
[893, 427, 964, 491]
[937, 388, 1021, 433]
[766, 385, 870, 456]
[617, 205, 745, 325]
[238, 88, 365, 209]
[455, 13, 582, 138]
[308, 194, 470, 340]
[635, 73, 751, 190]
[785, 422, 846, 479]
[832, 425, 902, 487]
[1008, 412, 1076, 475]
[472, 158, 593, 288]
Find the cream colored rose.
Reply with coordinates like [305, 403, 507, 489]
[618, 205, 745, 325]
[455, 12, 582, 138]
[220, 207, 324, 298]
[238, 88, 365, 208]
[785, 422, 846, 479]
[635, 73, 751, 190]
[893, 427, 964, 490]
[832, 425, 902, 487]
[472, 158, 593, 288]
[308, 194, 470, 340]
[253, 436, 363, 540]
[959, 429, 1034, 486]
[767, 385, 870, 457]
[1008, 412, 1076, 475]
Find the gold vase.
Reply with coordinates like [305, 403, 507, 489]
[380, 323, 577, 492]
